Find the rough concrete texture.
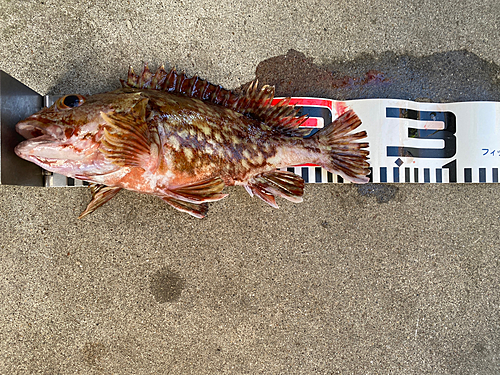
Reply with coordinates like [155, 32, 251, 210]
[1, 0, 500, 374]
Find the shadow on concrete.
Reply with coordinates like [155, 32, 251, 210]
[252, 49, 500, 102]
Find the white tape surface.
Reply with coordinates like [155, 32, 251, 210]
[276, 98, 500, 184]
[46, 97, 500, 186]
[351, 99, 499, 183]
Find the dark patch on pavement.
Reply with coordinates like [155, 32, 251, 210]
[250, 49, 500, 102]
[150, 267, 186, 303]
[82, 342, 105, 366]
[474, 342, 487, 354]
[357, 183, 398, 203]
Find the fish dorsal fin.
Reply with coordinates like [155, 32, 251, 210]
[129, 95, 148, 118]
[121, 64, 307, 134]
[78, 184, 122, 219]
[99, 98, 161, 172]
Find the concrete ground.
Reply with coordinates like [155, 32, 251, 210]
[1, 0, 499, 374]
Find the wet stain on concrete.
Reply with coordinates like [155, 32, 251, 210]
[250, 49, 500, 102]
[150, 267, 185, 303]
[82, 342, 105, 366]
[474, 342, 487, 354]
[357, 183, 398, 203]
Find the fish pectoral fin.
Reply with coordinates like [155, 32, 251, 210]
[162, 176, 228, 204]
[248, 170, 305, 208]
[99, 98, 160, 172]
[78, 184, 122, 219]
[160, 197, 208, 219]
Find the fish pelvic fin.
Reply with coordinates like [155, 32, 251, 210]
[121, 64, 307, 134]
[99, 98, 161, 172]
[78, 184, 122, 219]
[312, 109, 370, 183]
[247, 170, 305, 208]
[159, 176, 228, 218]
[160, 197, 208, 219]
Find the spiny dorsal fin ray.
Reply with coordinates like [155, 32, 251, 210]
[121, 64, 307, 134]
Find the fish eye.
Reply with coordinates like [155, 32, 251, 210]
[56, 94, 86, 110]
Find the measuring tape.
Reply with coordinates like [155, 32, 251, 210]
[45, 96, 500, 186]
[277, 98, 500, 184]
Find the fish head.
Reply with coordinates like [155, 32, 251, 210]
[15, 88, 145, 180]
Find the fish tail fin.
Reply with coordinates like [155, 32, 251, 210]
[312, 109, 370, 183]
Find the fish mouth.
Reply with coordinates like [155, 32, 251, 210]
[16, 119, 62, 140]
[14, 119, 68, 162]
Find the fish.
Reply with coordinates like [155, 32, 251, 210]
[14, 64, 370, 219]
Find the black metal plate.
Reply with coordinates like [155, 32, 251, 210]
[0, 71, 44, 186]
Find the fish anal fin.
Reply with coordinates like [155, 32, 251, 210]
[78, 184, 122, 219]
[161, 197, 208, 219]
[158, 177, 227, 218]
[248, 186, 279, 209]
[248, 170, 304, 208]
[99, 98, 160, 172]
[161, 176, 228, 205]
[123, 64, 307, 134]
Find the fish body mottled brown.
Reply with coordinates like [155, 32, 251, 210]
[15, 65, 370, 218]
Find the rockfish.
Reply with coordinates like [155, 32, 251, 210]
[15, 65, 370, 218]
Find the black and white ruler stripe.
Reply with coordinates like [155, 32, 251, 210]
[279, 167, 347, 184]
[375, 166, 498, 183]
